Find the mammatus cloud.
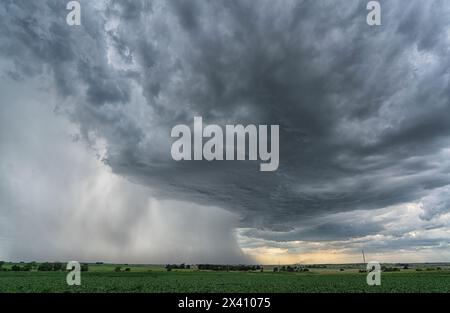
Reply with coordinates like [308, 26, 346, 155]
[1, 0, 450, 263]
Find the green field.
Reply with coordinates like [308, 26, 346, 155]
[1, 265, 450, 293]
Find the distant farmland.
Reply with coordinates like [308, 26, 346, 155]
[0, 263, 449, 293]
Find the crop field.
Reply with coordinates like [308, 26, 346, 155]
[1, 265, 450, 293]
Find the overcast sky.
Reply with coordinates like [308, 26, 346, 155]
[1, 0, 450, 264]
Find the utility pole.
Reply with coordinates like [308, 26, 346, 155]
[362, 249, 366, 266]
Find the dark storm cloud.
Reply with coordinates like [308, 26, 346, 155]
[241, 220, 384, 242]
[1, 0, 450, 245]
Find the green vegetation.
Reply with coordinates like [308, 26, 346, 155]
[273, 265, 309, 272]
[0, 263, 449, 293]
[196, 264, 259, 271]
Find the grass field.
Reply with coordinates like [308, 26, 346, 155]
[1, 265, 449, 293]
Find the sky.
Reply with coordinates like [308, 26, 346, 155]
[1, 0, 450, 264]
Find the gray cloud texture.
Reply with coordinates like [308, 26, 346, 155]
[1, 0, 450, 262]
[0, 77, 249, 263]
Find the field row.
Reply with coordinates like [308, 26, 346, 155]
[1, 270, 449, 293]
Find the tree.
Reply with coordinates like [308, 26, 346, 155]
[114, 266, 122, 272]
[53, 262, 63, 271]
[38, 263, 53, 271]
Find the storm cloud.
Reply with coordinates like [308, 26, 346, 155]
[1, 0, 450, 262]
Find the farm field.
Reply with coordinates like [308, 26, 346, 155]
[0, 265, 449, 293]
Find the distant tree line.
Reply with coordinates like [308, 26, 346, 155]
[165, 263, 191, 271]
[197, 264, 262, 271]
[163, 264, 264, 272]
[304, 264, 327, 269]
[0, 261, 36, 272]
[38, 262, 89, 272]
[273, 266, 309, 273]
[381, 266, 400, 272]
[416, 267, 442, 272]
[0, 261, 88, 272]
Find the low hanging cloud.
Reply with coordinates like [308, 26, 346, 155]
[1, 0, 450, 262]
